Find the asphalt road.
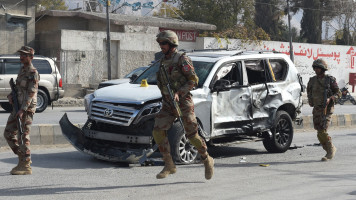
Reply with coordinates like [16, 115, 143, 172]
[0, 106, 86, 125]
[0, 128, 355, 200]
[1, 104, 356, 126]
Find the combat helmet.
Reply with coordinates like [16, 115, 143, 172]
[312, 59, 328, 70]
[156, 30, 179, 46]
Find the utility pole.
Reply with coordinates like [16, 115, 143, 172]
[106, 0, 112, 80]
[287, 0, 294, 62]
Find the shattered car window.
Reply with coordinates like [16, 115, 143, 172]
[245, 60, 274, 84]
[133, 61, 215, 88]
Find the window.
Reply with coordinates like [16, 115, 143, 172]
[213, 62, 243, 87]
[32, 60, 52, 74]
[3, 59, 52, 75]
[268, 59, 288, 81]
[245, 60, 274, 85]
[4, 61, 21, 75]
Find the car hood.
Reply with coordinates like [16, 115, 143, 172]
[93, 82, 162, 104]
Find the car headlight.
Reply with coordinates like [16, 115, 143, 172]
[133, 102, 162, 124]
[84, 93, 95, 114]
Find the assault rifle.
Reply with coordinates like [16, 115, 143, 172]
[159, 64, 185, 129]
[9, 78, 24, 145]
[323, 77, 331, 128]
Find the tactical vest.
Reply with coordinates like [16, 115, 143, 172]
[158, 51, 188, 93]
[16, 63, 39, 113]
[309, 75, 332, 107]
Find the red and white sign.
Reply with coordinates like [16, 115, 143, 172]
[159, 28, 198, 42]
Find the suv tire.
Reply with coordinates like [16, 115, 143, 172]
[263, 110, 293, 153]
[36, 89, 48, 113]
[168, 122, 199, 164]
[1, 102, 13, 112]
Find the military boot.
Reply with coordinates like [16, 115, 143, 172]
[11, 156, 32, 175]
[156, 153, 176, 179]
[321, 142, 337, 161]
[202, 154, 214, 180]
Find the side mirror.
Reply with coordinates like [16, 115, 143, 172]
[130, 74, 138, 81]
[213, 79, 231, 92]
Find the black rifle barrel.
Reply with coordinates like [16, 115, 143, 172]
[9, 78, 24, 144]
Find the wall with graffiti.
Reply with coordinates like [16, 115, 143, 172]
[196, 37, 356, 93]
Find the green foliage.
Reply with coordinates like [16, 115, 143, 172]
[38, 0, 68, 10]
[290, 0, 341, 44]
[179, 0, 254, 31]
[179, 0, 270, 42]
[200, 25, 270, 45]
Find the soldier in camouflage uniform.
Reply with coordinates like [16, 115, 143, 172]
[307, 59, 341, 161]
[153, 30, 214, 180]
[3, 46, 39, 175]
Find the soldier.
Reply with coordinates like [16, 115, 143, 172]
[307, 59, 341, 161]
[4, 46, 39, 175]
[153, 30, 214, 180]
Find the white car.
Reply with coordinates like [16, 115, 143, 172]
[0, 55, 64, 112]
[97, 66, 148, 89]
[60, 50, 304, 164]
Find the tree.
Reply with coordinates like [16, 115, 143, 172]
[179, 0, 270, 41]
[331, 0, 356, 45]
[179, 0, 252, 31]
[289, 0, 339, 44]
[255, 0, 288, 41]
[38, 0, 68, 11]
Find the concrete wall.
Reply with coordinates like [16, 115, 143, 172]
[0, 0, 36, 54]
[197, 37, 356, 94]
[56, 29, 160, 87]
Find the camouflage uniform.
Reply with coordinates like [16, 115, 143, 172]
[307, 59, 341, 161]
[153, 30, 213, 180]
[3, 46, 39, 174]
[154, 50, 207, 155]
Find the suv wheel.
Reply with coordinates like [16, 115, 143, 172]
[263, 110, 293, 153]
[36, 89, 48, 113]
[168, 122, 199, 164]
[1, 102, 13, 112]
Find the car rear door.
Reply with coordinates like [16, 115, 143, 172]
[244, 59, 283, 130]
[210, 61, 253, 137]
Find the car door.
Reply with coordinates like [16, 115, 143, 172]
[3, 59, 21, 97]
[244, 59, 280, 129]
[210, 61, 252, 137]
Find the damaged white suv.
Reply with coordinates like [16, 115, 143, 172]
[60, 50, 304, 164]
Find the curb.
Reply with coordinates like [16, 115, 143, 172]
[1, 114, 356, 148]
[294, 114, 356, 130]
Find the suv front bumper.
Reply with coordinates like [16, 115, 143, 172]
[59, 113, 156, 163]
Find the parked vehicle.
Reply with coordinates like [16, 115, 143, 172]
[0, 55, 64, 112]
[97, 66, 149, 89]
[337, 82, 356, 105]
[60, 50, 304, 164]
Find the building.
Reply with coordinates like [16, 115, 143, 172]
[35, 10, 216, 92]
[0, 0, 36, 54]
